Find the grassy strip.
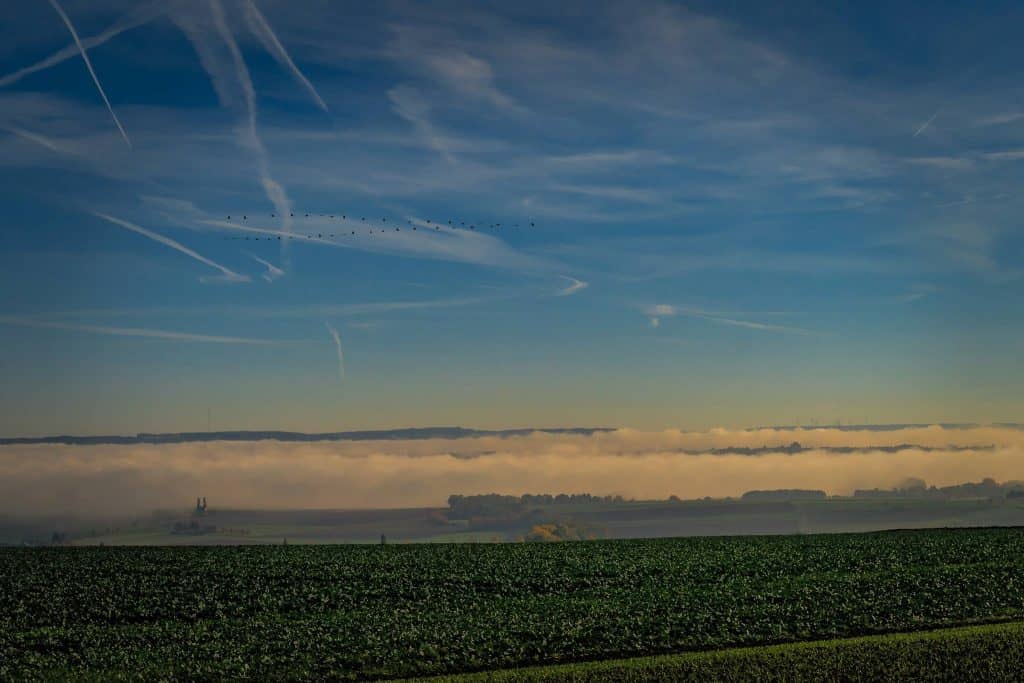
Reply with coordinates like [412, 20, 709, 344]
[411, 621, 1024, 682]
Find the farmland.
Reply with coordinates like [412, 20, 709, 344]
[8, 491, 1024, 547]
[3, 527, 1024, 680]
[418, 622, 1024, 682]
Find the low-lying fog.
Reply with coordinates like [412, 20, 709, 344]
[2, 425, 1022, 517]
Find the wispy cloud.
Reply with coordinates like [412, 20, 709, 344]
[552, 184, 663, 204]
[555, 275, 588, 296]
[388, 86, 454, 162]
[892, 283, 936, 304]
[982, 149, 1024, 162]
[0, 1, 162, 88]
[325, 321, 345, 381]
[249, 253, 285, 282]
[46, 0, 131, 148]
[926, 223, 1019, 282]
[388, 25, 526, 116]
[242, 0, 328, 111]
[93, 211, 249, 282]
[974, 112, 1024, 127]
[544, 150, 675, 167]
[905, 156, 974, 171]
[0, 316, 282, 345]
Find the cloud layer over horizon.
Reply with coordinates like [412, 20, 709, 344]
[2, 425, 1021, 517]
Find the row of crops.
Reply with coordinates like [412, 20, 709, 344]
[2, 528, 1024, 680]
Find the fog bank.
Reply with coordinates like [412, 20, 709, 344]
[1, 425, 1021, 516]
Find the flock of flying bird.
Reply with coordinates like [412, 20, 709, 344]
[220, 213, 538, 240]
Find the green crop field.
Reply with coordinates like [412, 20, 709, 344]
[416, 621, 1024, 682]
[3, 527, 1023, 680]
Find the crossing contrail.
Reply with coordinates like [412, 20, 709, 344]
[206, 0, 295, 250]
[0, 1, 162, 88]
[46, 0, 132, 148]
[242, 0, 328, 111]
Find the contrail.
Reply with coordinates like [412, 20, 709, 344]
[1, 124, 63, 153]
[913, 110, 940, 138]
[93, 211, 249, 282]
[46, 0, 131, 148]
[0, 1, 163, 88]
[325, 322, 344, 381]
[0, 316, 281, 345]
[697, 313, 816, 335]
[643, 304, 819, 335]
[248, 252, 285, 281]
[202, 218, 332, 244]
[555, 275, 589, 296]
[242, 0, 328, 111]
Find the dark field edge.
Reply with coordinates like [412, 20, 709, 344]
[404, 620, 1024, 682]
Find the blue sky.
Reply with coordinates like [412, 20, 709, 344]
[1, 0, 1022, 436]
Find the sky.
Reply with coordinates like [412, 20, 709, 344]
[1, 0, 1022, 437]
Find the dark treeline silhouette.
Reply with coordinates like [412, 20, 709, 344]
[449, 478, 1024, 520]
[854, 477, 1024, 500]
[742, 489, 827, 501]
